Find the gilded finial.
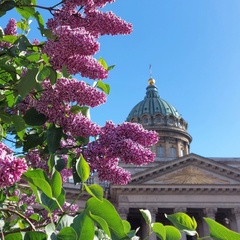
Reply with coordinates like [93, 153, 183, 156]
[148, 64, 155, 85]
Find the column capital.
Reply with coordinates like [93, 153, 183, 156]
[174, 207, 187, 213]
[149, 207, 158, 215]
[232, 207, 240, 218]
[117, 207, 129, 220]
[204, 208, 217, 219]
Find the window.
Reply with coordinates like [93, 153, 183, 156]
[168, 118, 174, 124]
[170, 147, 176, 158]
[143, 118, 148, 123]
[155, 116, 161, 123]
[157, 146, 165, 157]
[180, 149, 184, 157]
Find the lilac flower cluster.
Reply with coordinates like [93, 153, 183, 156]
[0, 142, 27, 188]
[0, 18, 17, 48]
[84, 121, 158, 184]
[26, 78, 104, 137]
[19, 193, 36, 218]
[43, 0, 132, 79]
[3, 18, 17, 35]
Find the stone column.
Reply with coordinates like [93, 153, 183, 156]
[148, 208, 158, 240]
[117, 207, 129, 220]
[232, 207, 240, 232]
[203, 208, 217, 238]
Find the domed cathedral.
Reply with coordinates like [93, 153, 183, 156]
[109, 78, 240, 240]
[126, 77, 192, 160]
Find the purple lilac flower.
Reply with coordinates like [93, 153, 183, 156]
[0, 142, 27, 188]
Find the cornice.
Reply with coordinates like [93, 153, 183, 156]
[110, 184, 240, 195]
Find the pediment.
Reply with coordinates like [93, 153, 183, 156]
[130, 153, 240, 185]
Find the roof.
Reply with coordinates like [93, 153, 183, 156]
[126, 79, 188, 130]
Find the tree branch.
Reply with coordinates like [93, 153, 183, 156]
[0, 208, 36, 231]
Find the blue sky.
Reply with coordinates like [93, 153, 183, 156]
[1, 1, 240, 157]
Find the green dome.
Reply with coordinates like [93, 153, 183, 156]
[126, 79, 188, 130]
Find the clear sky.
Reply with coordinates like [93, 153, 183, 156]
[1, 1, 240, 157]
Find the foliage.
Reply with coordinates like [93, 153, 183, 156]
[140, 210, 240, 240]
[0, 1, 239, 240]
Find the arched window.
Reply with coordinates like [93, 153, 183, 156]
[142, 115, 149, 124]
[168, 117, 174, 125]
[131, 118, 138, 123]
[155, 116, 161, 123]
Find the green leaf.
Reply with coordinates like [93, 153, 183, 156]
[26, 52, 41, 62]
[57, 227, 77, 240]
[0, 63, 17, 80]
[71, 212, 95, 240]
[0, 124, 4, 139]
[122, 220, 131, 234]
[29, 213, 41, 221]
[24, 231, 47, 240]
[204, 217, 240, 240]
[48, 154, 55, 173]
[48, 66, 57, 85]
[84, 184, 103, 201]
[45, 223, 56, 240]
[16, 6, 35, 19]
[85, 198, 127, 239]
[107, 65, 115, 71]
[89, 211, 111, 238]
[55, 157, 66, 172]
[151, 222, 166, 240]
[57, 215, 74, 231]
[5, 233, 22, 240]
[51, 170, 62, 198]
[11, 115, 26, 140]
[38, 188, 65, 212]
[23, 107, 47, 126]
[165, 212, 197, 232]
[34, 11, 44, 31]
[23, 169, 52, 198]
[96, 80, 110, 95]
[76, 155, 90, 183]
[36, 66, 50, 82]
[99, 57, 108, 70]
[0, 11, 6, 17]
[0, 0, 16, 11]
[17, 21, 29, 32]
[5, 90, 15, 107]
[72, 158, 82, 184]
[2, 35, 18, 43]
[47, 125, 63, 153]
[14, 35, 31, 51]
[61, 65, 70, 78]
[0, 190, 6, 203]
[0, 112, 11, 123]
[165, 225, 182, 240]
[23, 133, 45, 152]
[140, 209, 152, 225]
[17, 68, 38, 98]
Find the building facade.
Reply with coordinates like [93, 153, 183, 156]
[65, 78, 240, 239]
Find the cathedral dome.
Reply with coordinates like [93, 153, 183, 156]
[126, 78, 188, 131]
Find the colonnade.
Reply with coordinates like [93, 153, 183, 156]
[118, 207, 240, 240]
